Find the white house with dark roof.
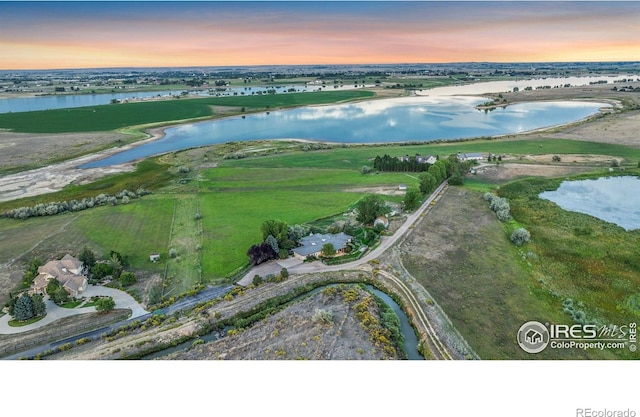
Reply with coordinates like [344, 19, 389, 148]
[292, 232, 353, 260]
[458, 152, 484, 162]
[31, 254, 88, 298]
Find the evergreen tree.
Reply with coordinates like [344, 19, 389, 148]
[13, 294, 34, 321]
[31, 293, 46, 317]
[79, 246, 96, 270]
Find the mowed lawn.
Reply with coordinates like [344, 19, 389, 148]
[73, 196, 174, 271]
[199, 190, 361, 279]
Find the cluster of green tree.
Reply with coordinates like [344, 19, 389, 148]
[247, 220, 309, 266]
[355, 195, 390, 226]
[252, 267, 289, 286]
[20, 258, 43, 288]
[483, 193, 531, 246]
[6, 293, 46, 321]
[86, 249, 136, 286]
[372, 154, 431, 173]
[483, 192, 512, 222]
[3, 188, 151, 220]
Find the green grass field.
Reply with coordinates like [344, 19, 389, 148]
[224, 138, 640, 171]
[500, 175, 640, 334]
[196, 166, 419, 279]
[72, 196, 174, 271]
[0, 90, 375, 133]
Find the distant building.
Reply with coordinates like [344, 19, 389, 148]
[458, 152, 484, 162]
[399, 154, 437, 165]
[293, 232, 352, 260]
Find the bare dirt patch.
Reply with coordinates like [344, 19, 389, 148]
[0, 130, 129, 171]
[473, 162, 596, 183]
[166, 286, 398, 360]
[344, 185, 407, 196]
[546, 110, 640, 148]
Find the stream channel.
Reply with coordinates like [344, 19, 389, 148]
[142, 284, 421, 360]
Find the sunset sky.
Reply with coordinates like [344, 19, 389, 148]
[1, 1, 639, 70]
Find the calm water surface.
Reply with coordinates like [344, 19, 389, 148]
[80, 96, 608, 168]
[539, 176, 640, 231]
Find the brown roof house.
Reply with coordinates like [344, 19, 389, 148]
[31, 254, 88, 298]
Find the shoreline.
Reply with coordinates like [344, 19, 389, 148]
[0, 89, 630, 204]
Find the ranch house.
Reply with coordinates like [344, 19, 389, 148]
[292, 232, 353, 260]
[30, 254, 88, 298]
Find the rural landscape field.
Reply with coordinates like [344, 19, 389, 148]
[2, 1, 640, 415]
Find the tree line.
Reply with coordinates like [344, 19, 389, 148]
[372, 154, 431, 173]
[2, 188, 151, 220]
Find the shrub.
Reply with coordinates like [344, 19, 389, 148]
[610, 159, 620, 167]
[169, 248, 178, 258]
[496, 208, 512, 222]
[178, 166, 190, 173]
[120, 271, 137, 286]
[552, 155, 562, 162]
[312, 308, 334, 325]
[510, 228, 531, 246]
[252, 274, 263, 286]
[483, 192, 495, 202]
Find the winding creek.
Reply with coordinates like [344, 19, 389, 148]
[142, 284, 421, 360]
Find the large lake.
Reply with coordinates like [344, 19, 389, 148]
[80, 96, 608, 168]
[539, 176, 640, 231]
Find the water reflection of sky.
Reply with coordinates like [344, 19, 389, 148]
[80, 96, 608, 168]
[539, 176, 640, 231]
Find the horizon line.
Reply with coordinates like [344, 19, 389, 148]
[3, 60, 640, 73]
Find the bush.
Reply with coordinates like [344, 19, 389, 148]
[510, 228, 531, 246]
[120, 271, 137, 286]
[312, 308, 334, 325]
[610, 159, 620, 167]
[252, 274, 263, 286]
[496, 208, 512, 222]
[169, 248, 178, 258]
[552, 155, 561, 162]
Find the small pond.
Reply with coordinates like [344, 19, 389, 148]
[539, 176, 640, 231]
